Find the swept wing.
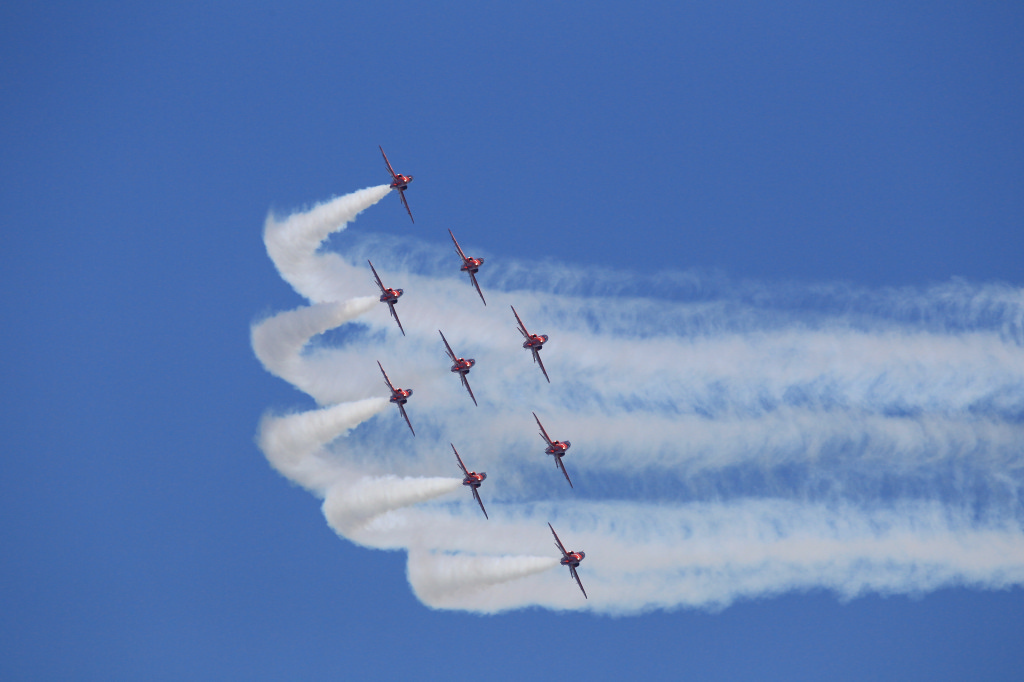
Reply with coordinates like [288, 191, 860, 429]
[439, 330, 457, 363]
[449, 229, 468, 260]
[534, 412, 555, 447]
[467, 270, 486, 305]
[397, 403, 415, 436]
[471, 486, 488, 519]
[460, 372, 478, 407]
[378, 360, 397, 393]
[534, 349, 550, 383]
[555, 456, 574, 488]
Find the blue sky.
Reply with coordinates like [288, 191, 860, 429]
[2, 2, 1023, 679]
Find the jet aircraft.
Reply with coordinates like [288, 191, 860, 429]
[380, 145, 414, 223]
[533, 412, 573, 488]
[449, 229, 486, 305]
[549, 523, 587, 599]
[368, 260, 405, 336]
[378, 361, 415, 435]
[439, 330, 477, 406]
[452, 443, 488, 519]
[512, 306, 550, 382]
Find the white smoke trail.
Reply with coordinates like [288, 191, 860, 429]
[252, 299, 378, 395]
[252, 185, 1024, 613]
[264, 185, 391, 303]
[407, 550, 560, 610]
[323, 476, 463, 538]
[256, 399, 387, 491]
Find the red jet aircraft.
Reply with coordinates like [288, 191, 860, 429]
[549, 523, 587, 599]
[439, 330, 477, 406]
[378, 361, 415, 435]
[512, 306, 550, 382]
[452, 443, 488, 519]
[368, 260, 405, 336]
[380, 146, 414, 223]
[449, 229, 486, 305]
[533, 412, 573, 488]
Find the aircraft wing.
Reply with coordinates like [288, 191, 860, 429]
[449, 229, 467, 260]
[438, 330, 457, 362]
[461, 372, 478, 407]
[452, 443, 469, 475]
[555, 455, 574, 489]
[380, 145, 398, 180]
[570, 565, 588, 599]
[533, 412, 555, 446]
[534, 348, 551, 383]
[368, 260, 386, 293]
[398, 188, 414, 223]
[468, 270, 487, 306]
[378, 361, 396, 392]
[511, 306, 529, 338]
[472, 486, 488, 520]
[548, 522, 569, 558]
[398, 403, 415, 436]
[388, 302, 406, 336]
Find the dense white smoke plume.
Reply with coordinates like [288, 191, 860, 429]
[253, 186, 1024, 613]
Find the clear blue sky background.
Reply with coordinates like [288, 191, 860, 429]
[2, 2, 1022, 679]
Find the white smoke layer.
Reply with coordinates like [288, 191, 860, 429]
[252, 185, 1024, 613]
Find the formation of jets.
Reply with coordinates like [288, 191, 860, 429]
[369, 147, 587, 598]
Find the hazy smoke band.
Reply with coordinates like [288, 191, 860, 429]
[252, 185, 1024, 613]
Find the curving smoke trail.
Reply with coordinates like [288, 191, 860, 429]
[407, 550, 561, 610]
[252, 185, 1024, 613]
